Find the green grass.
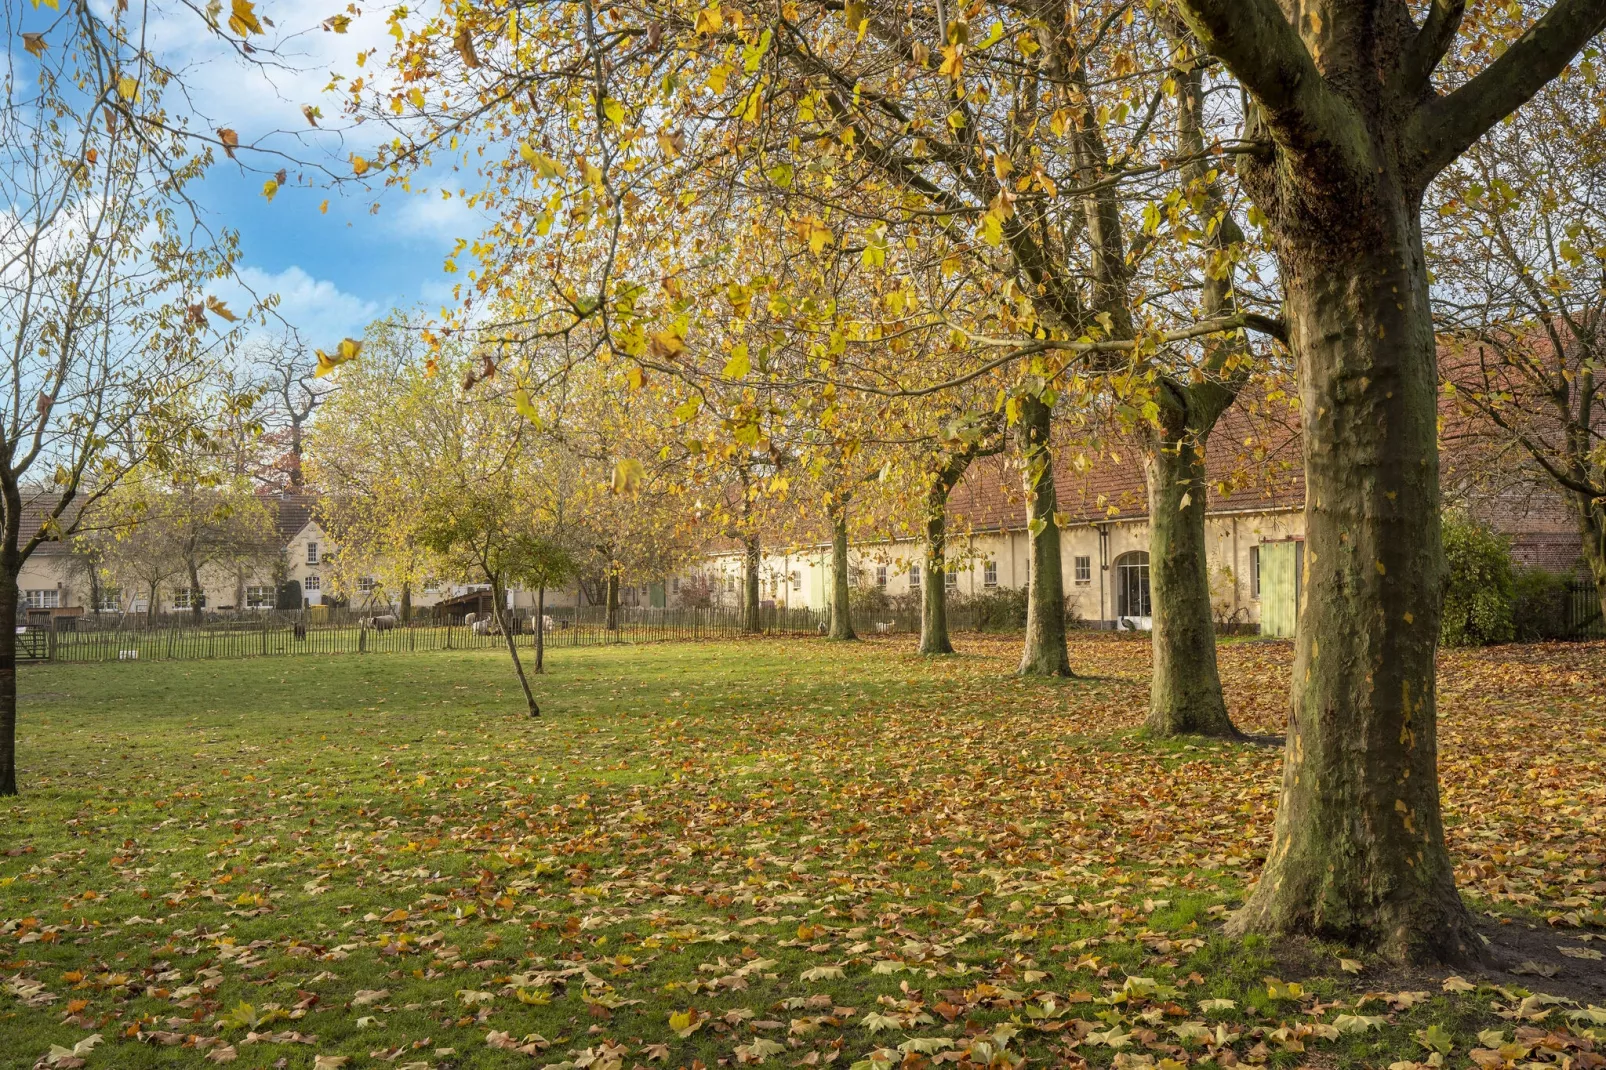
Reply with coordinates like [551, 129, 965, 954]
[2, 636, 1603, 1069]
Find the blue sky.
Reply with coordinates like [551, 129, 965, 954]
[6, 0, 471, 347]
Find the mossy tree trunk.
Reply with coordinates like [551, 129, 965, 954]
[1178, 0, 1603, 963]
[920, 455, 977, 655]
[827, 502, 857, 641]
[1016, 395, 1072, 677]
[1142, 383, 1241, 738]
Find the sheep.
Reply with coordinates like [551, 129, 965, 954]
[470, 618, 492, 636]
[362, 614, 398, 631]
[875, 620, 895, 634]
[463, 611, 478, 626]
[541, 614, 555, 633]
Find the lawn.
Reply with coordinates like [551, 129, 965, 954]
[2, 634, 1603, 1070]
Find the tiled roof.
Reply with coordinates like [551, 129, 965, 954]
[265, 491, 321, 542]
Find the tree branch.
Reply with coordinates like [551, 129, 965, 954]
[1395, 0, 1466, 97]
[1406, 0, 1606, 182]
[1170, 0, 1365, 170]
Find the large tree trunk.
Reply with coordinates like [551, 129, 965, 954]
[1016, 396, 1072, 677]
[1142, 388, 1241, 738]
[827, 504, 857, 641]
[605, 568, 620, 631]
[1226, 207, 1478, 963]
[0, 564, 18, 796]
[490, 574, 539, 717]
[742, 534, 761, 633]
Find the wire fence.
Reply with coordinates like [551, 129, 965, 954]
[26, 605, 835, 664]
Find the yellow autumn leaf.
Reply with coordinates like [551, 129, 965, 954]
[351, 155, 370, 176]
[512, 387, 540, 422]
[612, 458, 645, 495]
[116, 75, 139, 101]
[722, 344, 751, 379]
[228, 0, 264, 36]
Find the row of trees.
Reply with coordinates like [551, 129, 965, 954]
[325, 0, 1606, 967]
[3, 0, 1602, 971]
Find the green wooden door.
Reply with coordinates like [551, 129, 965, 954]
[1259, 540, 1302, 638]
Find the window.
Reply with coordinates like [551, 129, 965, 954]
[1074, 555, 1092, 585]
[983, 560, 998, 588]
[306, 541, 319, 565]
[790, 571, 801, 591]
[1114, 552, 1151, 619]
[909, 564, 922, 590]
[1250, 546, 1261, 598]
[95, 587, 121, 612]
[245, 585, 274, 609]
[304, 574, 321, 592]
[172, 588, 205, 610]
[24, 589, 59, 609]
[726, 575, 736, 592]
[849, 566, 862, 587]
[875, 565, 888, 589]
[945, 570, 958, 590]
[672, 577, 680, 593]
[423, 577, 440, 593]
[357, 576, 376, 592]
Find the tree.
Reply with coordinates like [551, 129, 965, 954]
[0, 1, 253, 795]
[1430, 72, 1606, 626]
[1174, 0, 1606, 962]
[254, 334, 331, 490]
[415, 483, 575, 717]
[916, 414, 1005, 655]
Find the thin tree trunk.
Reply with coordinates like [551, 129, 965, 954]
[1141, 388, 1241, 738]
[536, 585, 545, 672]
[400, 583, 412, 623]
[490, 574, 538, 717]
[1226, 217, 1479, 963]
[827, 503, 857, 641]
[920, 476, 957, 655]
[146, 581, 158, 624]
[1017, 395, 1072, 677]
[187, 558, 203, 622]
[742, 534, 761, 634]
[0, 564, 18, 796]
[605, 568, 620, 631]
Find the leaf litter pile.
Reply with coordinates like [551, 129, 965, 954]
[2, 636, 1603, 1070]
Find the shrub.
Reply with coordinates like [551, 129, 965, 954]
[1440, 511, 1514, 646]
[952, 587, 1028, 631]
[1511, 567, 1574, 641]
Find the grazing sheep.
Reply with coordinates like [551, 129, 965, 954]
[362, 614, 398, 631]
[541, 614, 555, 632]
[463, 611, 478, 626]
[875, 620, 895, 634]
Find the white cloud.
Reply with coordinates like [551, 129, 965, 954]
[228, 264, 381, 343]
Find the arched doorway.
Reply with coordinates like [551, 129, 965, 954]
[1114, 551, 1151, 628]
